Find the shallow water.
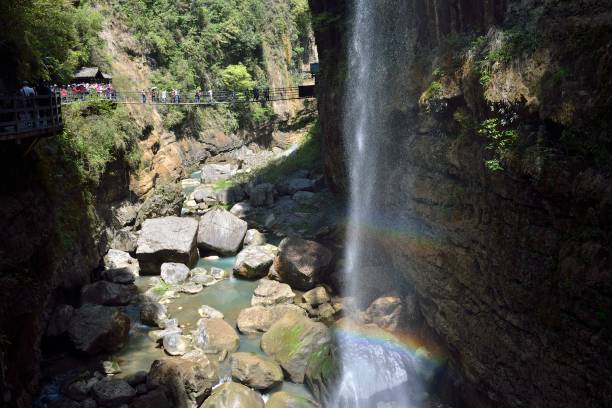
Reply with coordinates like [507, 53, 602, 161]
[40, 255, 312, 404]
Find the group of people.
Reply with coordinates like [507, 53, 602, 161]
[59, 82, 115, 101]
[137, 87, 272, 105]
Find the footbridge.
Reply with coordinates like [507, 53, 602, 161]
[0, 84, 316, 143]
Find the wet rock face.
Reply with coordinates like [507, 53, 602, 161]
[135, 216, 199, 275]
[311, 0, 612, 406]
[80, 281, 138, 306]
[67, 305, 130, 354]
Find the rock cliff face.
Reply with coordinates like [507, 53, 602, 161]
[310, 0, 612, 407]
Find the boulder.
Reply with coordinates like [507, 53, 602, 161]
[68, 305, 130, 354]
[261, 313, 332, 383]
[265, 391, 317, 408]
[197, 209, 247, 256]
[110, 229, 139, 254]
[192, 318, 239, 353]
[104, 249, 139, 276]
[233, 245, 277, 279]
[181, 178, 201, 190]
[249, 183, 275, 207]
[365, 296, 403, 331]
[129, 389, 172, 408]
[111, 201, 139, 229]
[200, 383, 264, 408]
[46, 304, 74, 337]
[236, 304, 307, 334]
[140, 302, 168, 327]
[251, 279, 295, 306]
[180, 281, 204, 294]
[135, 183, 184, 228]
[135, 217, 199, 275]
[81, 281, 137, 306]
[163, 333, 189, 356]
[231, 352, 283, 389]
[63, 377, 97, 401]
[302, 287, 331, 306]
[91, 379, 136, 406]
[147, 358, 218, 408]
[198, 305, 224, 320]
[200, 163, 238, 184]
[215, 185, 246, 205]
[101, 268, 136, 284]
[192, 185, 217, 205]
[161, 262, 190, 285]
[229, 201, 253, 218]
[273, 238, 332, 290]
[244, 229, 266, 247]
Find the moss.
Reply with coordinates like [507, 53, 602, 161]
[275, 323, 305, 360]
[419, 81, 443, 105]
[150, 281, 171, 297]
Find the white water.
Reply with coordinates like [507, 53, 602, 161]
[328, 1, 426, 407]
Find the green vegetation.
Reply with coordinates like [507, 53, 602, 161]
[478, 118, 519, 171]
[2, 0, 108, 82]
[112, 0, 313, 132]
[470, 28, 536, 86]
[150, 280, 172, 297]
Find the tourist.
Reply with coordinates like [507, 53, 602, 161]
[171, 89, 177, 104]
[141, 89, 147, 104]
[195, 90, 201, 103]
[20, 81, 36, 97]
[176, 89, 181, 103]
[208, 89, 214, 103]
[253, 87, 260, 101]
[161, 89, 167, 103]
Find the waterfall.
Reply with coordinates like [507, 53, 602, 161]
[327, 1, 426, 407]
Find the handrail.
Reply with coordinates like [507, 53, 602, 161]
[0, 94, 63, 141]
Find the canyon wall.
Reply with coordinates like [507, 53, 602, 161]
[310, 0, 612, 406]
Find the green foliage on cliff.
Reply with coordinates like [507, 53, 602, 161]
[1, 0, 108, 82]
[478, 118, 519, 171]
[111, 0, 312, 132]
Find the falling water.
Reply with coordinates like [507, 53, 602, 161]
[328, 1, 426, 407]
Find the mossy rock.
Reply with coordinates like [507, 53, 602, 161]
[261, 312, 332, 383]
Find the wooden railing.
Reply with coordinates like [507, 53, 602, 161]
[0, 94, 63, 141]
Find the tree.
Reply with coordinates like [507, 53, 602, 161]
[220, 64, 255, 90]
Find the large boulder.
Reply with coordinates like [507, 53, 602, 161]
[229, 201, 253, 218]
[161, 262, 190, 285]
[233, 245, 277, 279]
[80, 281, 137, 306]
[215, 185, 246, 205]
[68, 305, 130, 354]
[147, 358, 218, 408]
[192, 318, 239, 353]
[231, 352, 283, 390]
[261, 313, 332, 383]
[265, 391, 317, 408]
[135, 183, 184, 228]
[135, 217, 199, 275]
[163, 333, 189, 356]
[251, 279, 295, 306]
[273, 238, 332, 290]
[200, 383, 264, 408]
[91, 378, 136, 407]
[236, 304, 307, 334]
[301, 287, 331, 307]
[197, 209, 247, 256]
[277, 178, 315, 195]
